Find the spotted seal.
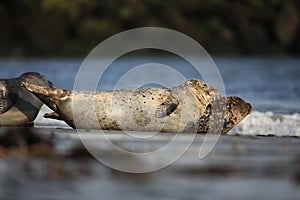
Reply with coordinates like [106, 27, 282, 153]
[22, 79, 251, 134]
[0, 72, 52, 127]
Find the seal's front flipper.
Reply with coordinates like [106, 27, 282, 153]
[155, 103, 178, 118]
[155, 93, 179, 118]
[44, 112, 64, 121]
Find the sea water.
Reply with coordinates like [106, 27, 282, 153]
[0, 57, 299, 137]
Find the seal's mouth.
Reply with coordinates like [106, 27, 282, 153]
[0, 93, 17, 114]
[0, 100, 6, 108]
[0, 99, 8, 113]
[246, 102, 252, 115]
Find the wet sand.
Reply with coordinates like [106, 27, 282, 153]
[0, 127, 299, 200]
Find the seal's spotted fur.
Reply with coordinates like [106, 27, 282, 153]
[22, 79, 251, 134]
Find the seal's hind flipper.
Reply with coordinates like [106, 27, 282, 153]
[21, 82, 71, 113]
[155, 93, 179, 118]
[44, 112, 63, 121]
[21, 82, 70, 100]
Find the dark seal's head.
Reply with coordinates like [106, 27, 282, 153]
[0, 80, 16, 114]
[19, 72, 53, 88]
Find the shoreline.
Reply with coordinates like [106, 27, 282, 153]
[0, 127, 299, 199]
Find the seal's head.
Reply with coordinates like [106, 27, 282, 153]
[0, 80, 16, 114]
[223, 96, 252, 134]
[197, 96, 251, 134]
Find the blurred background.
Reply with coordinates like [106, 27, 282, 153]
[1, 1, 300, 200]
[1, 0, 300, 57]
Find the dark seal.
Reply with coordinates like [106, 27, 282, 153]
[0, 72, 52, 127]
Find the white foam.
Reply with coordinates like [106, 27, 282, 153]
[229, 111, 300, 137]
[34, 105, 70, 128]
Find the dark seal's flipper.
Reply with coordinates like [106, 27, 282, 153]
[44, 112, 64, 121]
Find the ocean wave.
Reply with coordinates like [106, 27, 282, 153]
[229, 111, 300, 137]
[34, 105, 70, 128]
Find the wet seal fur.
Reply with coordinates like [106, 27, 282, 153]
[0, 72, 52, 127]
[22, 79, 251, 134]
